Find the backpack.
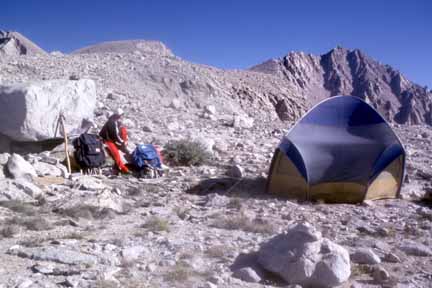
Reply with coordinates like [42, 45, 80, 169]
[132, 144, 162, 170]
[73, 134, 106, 169]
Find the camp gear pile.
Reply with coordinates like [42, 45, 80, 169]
[132, 144, 163, 178]
[73, 134, 106, 169]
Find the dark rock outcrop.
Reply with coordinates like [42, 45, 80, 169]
[251, 47, 432, 125]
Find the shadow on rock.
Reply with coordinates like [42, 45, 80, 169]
[230, 251, 286, 286]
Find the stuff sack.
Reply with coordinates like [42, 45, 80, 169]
[73, 133, 106, 169]
[132, 144, 162, 170]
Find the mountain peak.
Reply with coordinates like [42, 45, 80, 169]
[250, 47, 432, 125]
[0, 30, 46, 56]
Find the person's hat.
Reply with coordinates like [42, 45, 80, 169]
[114, 108, 124, 116]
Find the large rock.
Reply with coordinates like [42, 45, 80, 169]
[399, 241, 432, 256]
[0, 179, 34, 201]
[0, 79, 96, 141]
[32, 161, 63, 177]
[56, 189, 127, 214]
[351, 248, 381, 264]
[6, 154, 37, 180]
[258, 222, 351, 287]
[13, 179, 42, 198]
[7, 245, 97, 265]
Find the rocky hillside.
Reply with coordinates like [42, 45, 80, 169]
[0, 38, 306, 140]
[0, 31, 46, 56]
[72, 40, 174, 58]
[251, 47, 432, 125]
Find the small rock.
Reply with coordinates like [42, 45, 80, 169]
[232, 267, 261, 283]
[373, 266, 390, 284]
[373, 241, 392, 252]
[416, 207, 432, 220]
[232, 114, 254, 129]
[351, 248, 381, 264]
[228, 164, 244, 178]
[375, 227, 390, 237]
[15, 279, 33, 288]
[362, 200, 374, 207]
[399, 241, 432, 256]
[0, 152, 10, 165]
[166, 121, 180, 131]
[75, 176, 107, 191]
[384, 252, 401, 263]
[121, 246, 148, 262]
[192, 137, 215, 154]
[62, 276, 81, 288]
[356, 225, 376, 235]
[214, 140, 229, 154]
[208, 275, 224, 284]
[169, 99, 182, 110]
[145, 263, 157, 272]
[69, 74, 80, 80]
[201, 282, 218, 288]
[142, 125, 153, 132]
[204, 105, 217, 115]
[31, 263, 55, 274]
[350, 282, 363, 288]
[417, 169, 432, 180]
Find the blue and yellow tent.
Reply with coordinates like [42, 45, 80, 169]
[267, 96, 405, 203]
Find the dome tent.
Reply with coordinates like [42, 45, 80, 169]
[267, 96, 405, 203]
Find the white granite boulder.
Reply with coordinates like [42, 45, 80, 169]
[258, 222, 351, 288]
[6, 154, 37, 180]
[0, 79, 96, 141]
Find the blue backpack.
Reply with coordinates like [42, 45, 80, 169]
[132, 144, 162, 170]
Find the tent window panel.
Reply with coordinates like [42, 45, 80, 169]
[269, 152, 307, 199]
[366, 155, 403, 200]
[309, 182, 366, 203]
[277, 154, 302, 176]
[268, 174, 307, 200]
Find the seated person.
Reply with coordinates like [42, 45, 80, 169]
[99, 108, 130, 173]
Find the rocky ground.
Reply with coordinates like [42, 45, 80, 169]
[0, 45, 431, 288]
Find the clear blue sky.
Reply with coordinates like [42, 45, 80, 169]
[2, 0, 431, 88]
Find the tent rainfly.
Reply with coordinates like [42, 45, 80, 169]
[267, 95, 405, 203]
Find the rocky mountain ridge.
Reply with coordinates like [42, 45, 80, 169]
[1, 30, 431, 126]
[251, 47, 432, 125]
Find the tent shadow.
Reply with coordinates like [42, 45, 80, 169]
[186, 176, 308, 203]
[186, 176, 276, 200]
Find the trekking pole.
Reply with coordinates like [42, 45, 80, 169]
[59, 113, 72, 174]
[54, 115, 61, 138]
